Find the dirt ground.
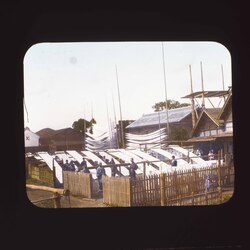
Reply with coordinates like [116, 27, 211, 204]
[26, 187, 234, 208]
[26, 188, 106, 208]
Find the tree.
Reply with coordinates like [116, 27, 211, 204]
[72, 118, 97, 150]
[152, 99, 190, 112]
[72, 118, 95, 133]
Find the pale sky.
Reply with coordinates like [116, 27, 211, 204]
[23, 41, 232, 133]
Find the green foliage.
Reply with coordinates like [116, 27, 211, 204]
[72, 118, 96, 134]
[152, 100, 190, 112]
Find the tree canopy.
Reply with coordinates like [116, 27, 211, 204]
[152, 100, 190, 112]
[72, 118, 96, 134]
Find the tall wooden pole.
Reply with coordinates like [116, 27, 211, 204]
[83, 108, 86, 150]
[221, 64, 225, 91]
[189, 65, 196, 128]
[200, 61, 205, 108]
[158, 111, 162, 148]
[112, 92, 119, 148]
[115, 65, 125, 148]
[221, 64, 226, 102]
[105, 98, 112, 148]
[161, 42, 170, 139]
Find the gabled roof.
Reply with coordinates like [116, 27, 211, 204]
[205, 108, 222, 123]
[126, 106, 192, 129]
[36, 127, 83, 139]
[36, 128, 56, 137]
[191, 108, 222, 137]
[218, 92, 232, 120]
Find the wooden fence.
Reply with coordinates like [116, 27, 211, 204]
[103, 176, 132, 206]
[102, 164, 234, 207]
[63, 171, 93, 198]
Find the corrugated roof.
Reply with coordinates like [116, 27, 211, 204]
[126, 106, 192, 129]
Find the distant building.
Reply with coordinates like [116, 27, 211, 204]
[24, 127, 40, 153]
[36, 127, 84, 151]
[126, 106, 197, 138]
[187, 90, 233, 156]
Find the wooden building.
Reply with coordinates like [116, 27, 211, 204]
[36, 127, 84, 151]
[126, 106, 199, 139]
[187, 89, 233, 157]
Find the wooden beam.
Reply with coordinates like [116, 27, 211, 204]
[26, 184, 64, 195]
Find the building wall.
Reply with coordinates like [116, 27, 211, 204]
[25, 129, 40, 147]
[26, 163, 55, 187]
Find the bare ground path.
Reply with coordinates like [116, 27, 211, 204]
[26, 187, 106, 208]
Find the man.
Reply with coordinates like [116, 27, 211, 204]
[80, 157, 87, 171]
[171, 155, 177, 167]
[129, 158, 138, 180]
[110, 158, 119, 177]
[63, 160, 70, 171]
[96, 162, 106, 192]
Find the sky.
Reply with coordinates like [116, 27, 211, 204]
[23, 41, 232, 133]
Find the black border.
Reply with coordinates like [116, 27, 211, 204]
[1, 2, 248, 249]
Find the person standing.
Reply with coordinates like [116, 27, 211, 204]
[171, 155, 177, 167]
[96, 162, 106, 192]
[68, 160, 76, 171]
[208, 149, 215, 160]
[80, 158, 87, 171]
[63, 160, 70, 171]
[129, 158, 138, 180]
[110, 158, 119, 177]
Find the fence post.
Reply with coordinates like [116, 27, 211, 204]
[217, 151, 222, 203]
[129, 178, 133, 207]
[53, 192, 61, 208]
[52, 159, 56, 188]
[143, 162, 146, 179]
[89, 174, 93, 199]
[160, 173, 166, 206]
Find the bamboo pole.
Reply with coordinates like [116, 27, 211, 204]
[189, 65, 196, 128]
[161, 42, 170, 138]
[115, 65, 125, 148]
[160, 173, 166, 206]
[200, 61, 205, 108]
[26, 184, 64, 195]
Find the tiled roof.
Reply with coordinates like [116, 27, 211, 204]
[126, 106, 192, 129]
